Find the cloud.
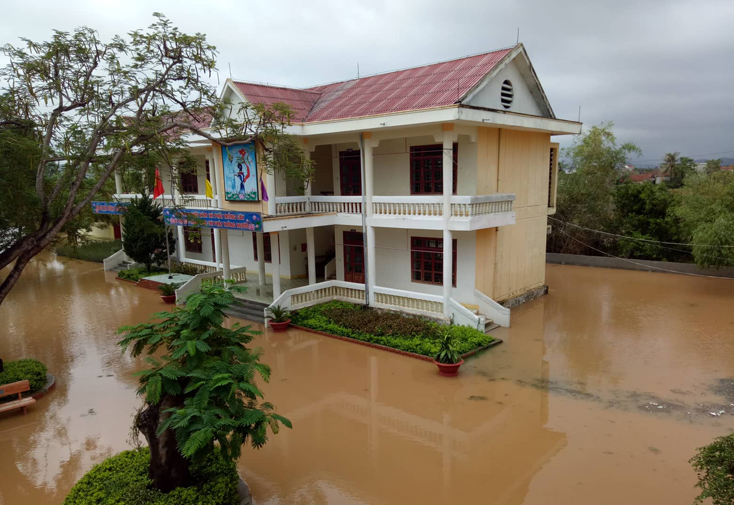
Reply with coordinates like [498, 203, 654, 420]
[1, 0, 732, 164]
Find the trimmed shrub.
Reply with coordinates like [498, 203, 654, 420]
[63, 447, 239, 505]
[0, 359, 47, 393]
[690, 434, 734, 505]
[56, 240, 122, 263]
[118, 266, 166, 283]
[291, 301, 493, 357]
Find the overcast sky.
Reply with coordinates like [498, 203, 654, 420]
[2, 0, 733, 166]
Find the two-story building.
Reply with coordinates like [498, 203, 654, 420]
[112, 43, 581, 328]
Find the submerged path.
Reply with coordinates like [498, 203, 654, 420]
[1, 255, 733, 504]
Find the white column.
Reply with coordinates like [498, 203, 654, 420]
[177, 225, 186, 263]
[363, 134, 376, 305]
[442, 126, 454, 318]
[209, 151, 221, 208]
[256, 232, 266, 286]
[306, 227, 316, 284]
[214, 229, 222, 269]
[221, 229, 231, 281]
[114, 171, 123, 195]
[266, 170, 276, 216]
[271, 232, 281, 299]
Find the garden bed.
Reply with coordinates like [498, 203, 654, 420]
[56, 239, 122, 263]
[63, 447, 240, 505]
[290, 301, 497, 360]
[117, 266, 167, 283]
[0, 359, 49, 403]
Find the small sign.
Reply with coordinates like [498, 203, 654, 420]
[91, 201, 129, 215]
[163, 208, 263, 233]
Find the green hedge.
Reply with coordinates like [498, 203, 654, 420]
[118, 266, 167, 282]
[291, 301, 494, 357]
[63, 447, 239, 505]
[56, 240, 122, 263]
[0, 359, 47, 393]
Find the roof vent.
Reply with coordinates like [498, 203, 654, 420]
[500, 80, 513, 109]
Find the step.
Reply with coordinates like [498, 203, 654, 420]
[224, 299, 270, 323]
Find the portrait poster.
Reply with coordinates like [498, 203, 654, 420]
[222, 142, 258, 201]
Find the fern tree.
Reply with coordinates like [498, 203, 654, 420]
[118, 283, 291, 492]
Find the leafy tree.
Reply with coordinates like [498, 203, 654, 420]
[611, 182, 683, 261]
[659, 152, 680, 180]
[690, 434, 734, 505]
[705, 158, 722, 175]
[548, 121, 641, 254]
[118, 283, 291, 492]
[675, 171, 734, 268]
[122, 195, 174, 273]
[0, 14, 217, 306]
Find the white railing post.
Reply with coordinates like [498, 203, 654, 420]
[271, 232, 281, 299]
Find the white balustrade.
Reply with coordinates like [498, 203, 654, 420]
[274, 196, 309, 216]
[309, 196, 362, 215]
[372, 196, 443, 217]
[450, 194, 515, 218]
[175, 266, 248, 305]
[114, 193, 216, 209]
[372, 286, 444, 315]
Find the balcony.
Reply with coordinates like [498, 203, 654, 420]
[114, 193, 218, 209]
[266, 194, 516, 231]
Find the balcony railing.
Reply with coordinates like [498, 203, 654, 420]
[114, 193, 218, 208]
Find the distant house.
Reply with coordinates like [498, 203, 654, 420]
[628, 172, 657, 183]
[722, 165, 734, 172]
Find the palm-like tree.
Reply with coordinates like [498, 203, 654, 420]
[659, 152, 680, 180]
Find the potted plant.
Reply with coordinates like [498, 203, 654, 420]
[157, 283, 180, 304]
[266, 305, 291, 332]
[433, 329, 464, 377]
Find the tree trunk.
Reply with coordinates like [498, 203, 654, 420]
[136, 394, 192, 492]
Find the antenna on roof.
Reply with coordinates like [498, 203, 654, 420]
[516, 28, 520, 44]
[228, 63, 232, 79]
[357, 63, 360, 79]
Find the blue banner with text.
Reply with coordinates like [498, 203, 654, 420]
[163, 208, 263, 232]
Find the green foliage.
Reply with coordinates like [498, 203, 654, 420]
[122, 195, 175, 273]
[690, 434, 734, 505]
[63, 447, 238, 505]
[266, 305, 291, 323]
[157, 283, 181, 296]
[550, 122, 641, 255]
[434, 329, 460, 364]
[291, 301, 493, 357]
[117, 283, 290, 464]
[118, 266, 167, 282]
[610, 182, 683, 261]
[55, 239, 122, 263]
[705, 158, 722, 176]
[676, 171, 734, 268]
[170, 261, 209, 276]
[0, 358, 48, 393]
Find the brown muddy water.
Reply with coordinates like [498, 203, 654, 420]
[1, 254, 734, 505]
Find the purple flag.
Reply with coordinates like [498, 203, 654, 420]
[260, 177, 269, 202]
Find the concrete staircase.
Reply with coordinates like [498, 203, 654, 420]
[225, 299, 269, 323]
[111, 260, 136, 272]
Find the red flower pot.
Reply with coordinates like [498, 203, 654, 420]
[160, 294, 176, 304]
[269, 319, 291, 332]
[433, 359, 464, 377]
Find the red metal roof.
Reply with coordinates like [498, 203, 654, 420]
[232, 47, 513, 123]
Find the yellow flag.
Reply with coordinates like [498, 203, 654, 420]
[205, 179, 213, 199]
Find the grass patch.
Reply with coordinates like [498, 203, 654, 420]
[55, 239, 122, 263]
[118, 266, 167, 282]
[63, 447, 239, 505]
[291, 301, 494, 358]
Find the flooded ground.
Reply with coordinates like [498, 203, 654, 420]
[1, 255, 733, 505]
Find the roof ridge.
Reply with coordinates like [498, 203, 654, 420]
[230, 80, 323, 95]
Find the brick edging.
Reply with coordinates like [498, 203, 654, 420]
[289, 324, 502, 362]
[116, 277, 138, 284]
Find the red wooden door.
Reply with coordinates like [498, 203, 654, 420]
[343, 231, 365, 283]
[113, 223, 121, 240]
[339, 150, 362, 196]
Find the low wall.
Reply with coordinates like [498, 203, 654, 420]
[546, 253, 734, 278]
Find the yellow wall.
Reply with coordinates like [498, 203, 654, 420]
[475, 127, 551, 302]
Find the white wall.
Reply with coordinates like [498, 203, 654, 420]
[466, 58, 547, 117]
[158, 154, 208, 195]
[333, 225, 477, 303]
[329, 135, 477, 197]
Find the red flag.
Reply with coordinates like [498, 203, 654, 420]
[153, 167, 164, 199]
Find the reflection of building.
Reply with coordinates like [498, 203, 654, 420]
[237, 318, 566, 505]
[110, 44, 581, 327]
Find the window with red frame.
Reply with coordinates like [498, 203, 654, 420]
[252, 233, 273, 263]
[184, 227, 203, 254]
[410, 236, 457, 287]
[180, 166, 199, 194]
[410, 144, 458, 195]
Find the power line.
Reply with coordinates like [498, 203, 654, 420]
[555, 228, 734, 280]
[548, 216, 734, 248]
